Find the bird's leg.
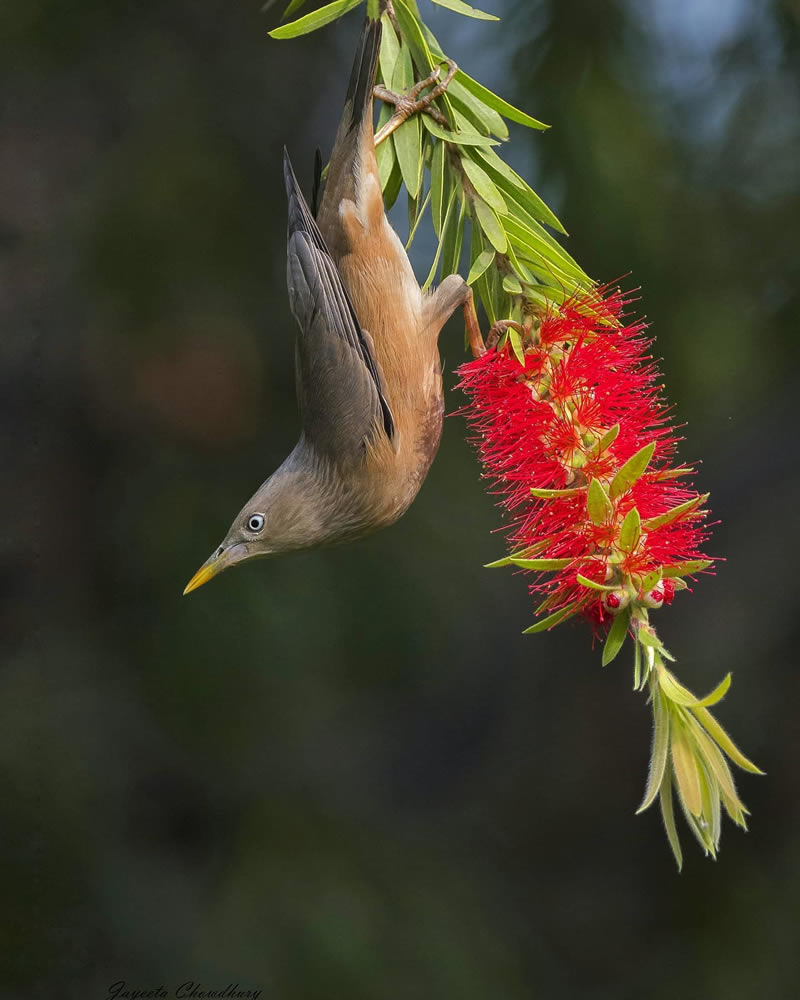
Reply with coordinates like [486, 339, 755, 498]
[374, 60, 458, 146]
[463, 286, 487, 359]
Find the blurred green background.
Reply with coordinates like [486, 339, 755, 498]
[3, 0, 798, 997]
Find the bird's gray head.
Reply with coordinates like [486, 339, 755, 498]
[183, 445, 340, 594]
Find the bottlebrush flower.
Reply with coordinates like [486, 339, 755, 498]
[457, 287, 762, 867]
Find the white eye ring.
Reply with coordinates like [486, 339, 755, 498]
[246, 513, 265, 533]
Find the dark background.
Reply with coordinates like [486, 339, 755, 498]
[3, 0, 799, 997]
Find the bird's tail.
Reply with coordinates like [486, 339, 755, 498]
[315, 11, 383, 246]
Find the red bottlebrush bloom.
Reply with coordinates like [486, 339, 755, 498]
[457, 286, 762, 870]
[457, 288, 712, 631]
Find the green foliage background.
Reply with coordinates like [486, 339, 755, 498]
[2, 0, 798, 996]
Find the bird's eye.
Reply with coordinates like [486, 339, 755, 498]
[246, 513, 265, 533]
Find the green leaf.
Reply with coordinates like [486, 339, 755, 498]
[378, 12, 401, 83]
[685, 715, 747, 824]
[618, 506, 641, 552]
[659, 770, 683, 871]
[421, 115, 498, 147]
[530, 486, 583, 499]
[691, 706, 764, 775]
[576, 574, 615, 592]
[474, 148, 567, 234]
[455, 69, 549, 130]
[587, 478, 612, 525]
[503, 274, 523, 295]
[466, 248, 494, 285]
[440, 185, 465, 277]
[662, 559, 713, 578]
[658, 668, 701, 707]
[671, 721, 703, 817]
[610, 442, 656, 500]
[431, 0, 500, 20]
[522, 605, 577, 634]
[393, 0, 435, 73]
[382, 154, 403, 210]
[405, 188, 431, 249]
[637, 689, 670, 814]
[448, 79, 508, 139]
[281, 0, 310, 18]
[640, 567, 662, 592]
[502, 213, 586, 286]
[376, 104, 396, 187]
[642, 494, 710, 532]
[390, 43, 423, 198]
[430, 139, 446, 237]
[601, 607, 630, 666]
[423, 186, 457, 290]
[472, 196, 507, 252]
[510, 558, 571, 571]
[268, 0, 363, 37]
[596, 423, 620, 454]
[697, 673, 732, 708]
[508, 326, 525, 365]
[460, 154, 507, 213]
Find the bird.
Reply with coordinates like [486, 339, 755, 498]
[184, 5, 483, 595]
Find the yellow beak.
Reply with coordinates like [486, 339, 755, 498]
[183, 542, 247, 595]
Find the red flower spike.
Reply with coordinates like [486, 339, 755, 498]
[457, 285, 762, 870]
[457, 288, 712, 628]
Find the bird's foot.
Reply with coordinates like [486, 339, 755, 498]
[485, 319, 526, 351]
[374, 60, 457, 146]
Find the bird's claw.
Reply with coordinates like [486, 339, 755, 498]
[374, 60, 457, 146]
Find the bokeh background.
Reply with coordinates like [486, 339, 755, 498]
[3, 0, 799, 996]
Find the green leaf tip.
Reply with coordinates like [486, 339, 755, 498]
[268, 0, 363, 38]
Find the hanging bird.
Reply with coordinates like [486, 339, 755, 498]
[184, 7, 482, 594]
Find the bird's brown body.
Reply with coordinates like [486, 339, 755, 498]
[184, 12, 472, 593]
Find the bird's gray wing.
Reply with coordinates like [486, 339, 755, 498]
[283, 149, 394, 460]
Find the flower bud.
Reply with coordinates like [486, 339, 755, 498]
[641, 581, 666, 608]
[603, 589, 630, 614]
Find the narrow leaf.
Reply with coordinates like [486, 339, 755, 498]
[422, 186, 457, 290]
[618, 506, 641, 552]
[472, 196, 507, 252]
[508, 326, 525, 365]
[430, 138, 446, 237]
[475, 147, 567, 234]
[610, 442, 656, 499]
[530, 486, 583, 498]
[576, 574, 615, 592]
[440, 185, 465, 276]
[456, 69, 549, 129]
[378, 12, 400, 82]
[503, 274, 523, 295]
[522, 605, 577, 634]
[662, 559, 713, 578]
[691, 706, 764, 774]
[642, 494, 709, 532]
[587, 478, 612, 525]
[431, 0, 500, 20]
[461, 155, 507, 213]
[448, 79, 508, 138]
[659, 770, 683, 870]
[467, 248, 494, 285]
[596, 423, 620, 454]
[421, 115, 498, 147]
[658, 668, 701, 707]
[671, 722, 703, 817]
[602, 607, 630, 666]
[510, 558, 571, 571]
[697, 673, 732, 708]
[637, 689, 670, 813]
[268, 0, 362, 37]
[281, 0, 310, 18]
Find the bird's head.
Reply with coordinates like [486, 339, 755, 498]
[182, 446, 339, 594]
